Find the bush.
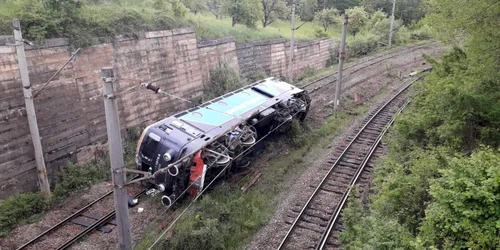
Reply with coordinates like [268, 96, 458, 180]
[395, 26, 411, 45]
[0, 0, 187, 47]
[289, 120, 308, 148]
[410, 24, 433, 40]
[203, 58, 245, 101]
[0, 193, 46, 236]
[247, 71, 268, 83]
[314, 27, 329, 38]
[53, 160, 110, 199]
[347, 32, 379, 57]
[326, 45, 340, 67]
[297, 66, 317, 81]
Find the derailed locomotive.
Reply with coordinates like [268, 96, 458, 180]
[135, 77, 310, 207]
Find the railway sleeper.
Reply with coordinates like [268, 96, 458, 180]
[296, 219, 327, 234]
[326, 176, 352, 187]
[338, 161, 362, 169]
[304, 208, 333, 222]
[311, 192, 342, 205]
[333, 166, 358, 176]
[308, 202, 336, 214]
[321, 183, 349, 195]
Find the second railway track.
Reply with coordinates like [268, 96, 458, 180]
[16, 180, 146, 250]
[277, 77, 418, 250]
[299, 42, 435, 94]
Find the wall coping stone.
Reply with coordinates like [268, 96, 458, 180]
[198, 37, 236, 48]
[236, 38, 287, 49]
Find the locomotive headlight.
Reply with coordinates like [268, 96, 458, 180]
[163, 152, 172, 162]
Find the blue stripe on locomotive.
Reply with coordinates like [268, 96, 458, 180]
[179, 87, 269, 127]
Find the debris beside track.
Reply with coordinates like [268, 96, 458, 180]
[241, 171, 263, 193]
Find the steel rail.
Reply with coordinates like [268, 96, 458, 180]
[277, 77, 419, 250]
[16, 190, 114, 250]
[316, 98, 412, 250]
[57, 189, 147, 250]
[299, 42, 433, 90]
[17, 176, 141, 250]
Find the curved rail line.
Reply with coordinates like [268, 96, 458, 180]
[299, 42, 434, 94]
[16, 190, 114, 250]
[317, 97, 412, 250]
[277, 77, 419, 250]
[56, 189, 147, 250]
[17, 177, 145, 250]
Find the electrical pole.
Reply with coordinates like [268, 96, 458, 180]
[101, 68, 132, 250]
[388, 0, 396, 47]
[288, 0, 296, 83]
[13, 18, 51, 199]
[334, 14, 348, 111]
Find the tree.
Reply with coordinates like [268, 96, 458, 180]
[314, 8, 339, 31]
[181, 0, 206, 14]
[420, 149, 500, 249]
[222, 0, 263, 27]
[360, 0, 426, 24]
[319, 0, 360, 11]
[205, 0, 223, 19]
[170, 0, 189, 17]
[297, 0, 317, 22]
[261, 0, 289, 27]
[345, 6, 369, 35]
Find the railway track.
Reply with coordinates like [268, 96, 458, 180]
[324, 144, 386, 249]
[16, 182, 146, 250]
[299, 42, 435, 94]
[277, 78, 418, 250]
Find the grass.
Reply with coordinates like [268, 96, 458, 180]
[0, 0, 341, 45]
[176, 12, 341, 43]
[135, 103, 369, 249]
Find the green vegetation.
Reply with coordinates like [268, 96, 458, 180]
[136, 104, 369, 250]
[202, 58, 245, 101]
[296, 66, 318, 82]
[0, 0, 431, 47]
[341, 0, 500, 248]
[0, 192, 46, 236]
[222, 0, 262, 27]
[314, 8, 340, 31]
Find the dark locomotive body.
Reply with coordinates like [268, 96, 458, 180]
[135, 77, 310, 206]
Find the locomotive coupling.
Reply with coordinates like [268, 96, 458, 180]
[161, 195, 173, 208]
[145, 183, 166, 197]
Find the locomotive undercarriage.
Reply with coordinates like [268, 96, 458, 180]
[152, 92, 310, 207]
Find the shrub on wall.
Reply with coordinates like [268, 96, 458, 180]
[203, 58, 246, 102]
[247, 71, 269, 83]
[347, 32, 378, 57]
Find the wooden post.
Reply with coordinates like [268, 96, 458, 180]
[389, 0, 396, 47]
[13, 18, 51, 198]
[101, 67, 132, 250]
[288, 0, 296, 83]
[334, 14, 348, 111]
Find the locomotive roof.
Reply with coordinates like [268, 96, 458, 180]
[151, 77, 303, 142]
[177, 77, 301, 130]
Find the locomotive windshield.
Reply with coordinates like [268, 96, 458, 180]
[140, 136, 159, 161]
